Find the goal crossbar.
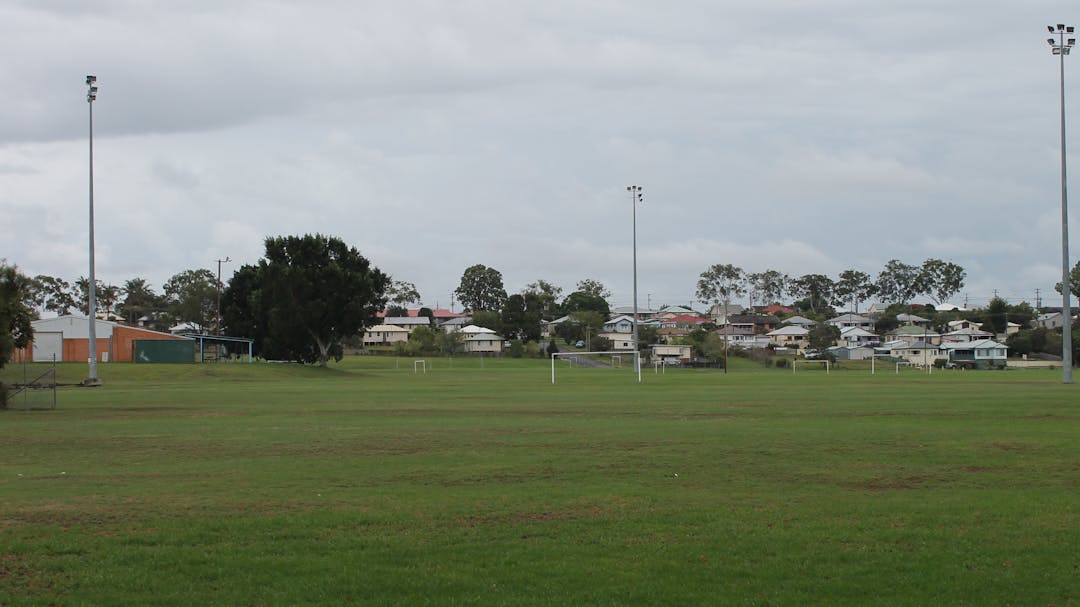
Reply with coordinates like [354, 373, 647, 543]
[792, 359, 830, 374]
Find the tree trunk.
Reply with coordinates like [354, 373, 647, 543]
[315, 335, 331, 367]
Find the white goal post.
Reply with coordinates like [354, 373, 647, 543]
[551, 351, 632, 384]
[413, 360, 427, 374]
[792, 359, 830, 374]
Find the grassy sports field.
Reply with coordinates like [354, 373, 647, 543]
[1, 357, 1078, 606]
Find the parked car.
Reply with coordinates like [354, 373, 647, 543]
[574, 340, 585, 348]
[803, 349, 822, 359]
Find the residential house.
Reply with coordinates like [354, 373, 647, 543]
[611, 306, 659, 320]
[656, 327, 690, 342]
[766, 325, 810, 350]
[939, 339, 1007, 369]
[725, 314, 781, 333]
[838, 327, 879, 347]
[464, 333, 504, 354]
[381, 316, 432, 334]
[828, 345, 875, 361]
[826, 313, 875, 331]
[896, 313, 930, 326]
[659, 314, 709, 330]
[363, 324, 410, 346]
[758, 304, 795, 317]
[780, 315, 816, 328]
[459, 324, 497, 337]
[942, 327, 994, 343]
[598, 332, 635, 351]
[706, 303, 745, 323]
[714, 325, 757, 345]
[886, 325, 941, 345]
[441, 316, 473, 333]
[603, 315, 635, 333]
[886, 340, 945, 367]
[658, 305, 702, 319]
[863, 303, 890, 317]
[1037, 311, 1067, 330]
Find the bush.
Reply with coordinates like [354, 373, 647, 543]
[774, 358, 789, 368]
[509, 339, 524, 358]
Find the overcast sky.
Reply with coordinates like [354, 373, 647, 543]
[2, 1, 1078, 312]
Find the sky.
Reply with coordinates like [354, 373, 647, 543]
[2, 0, 1078, 313]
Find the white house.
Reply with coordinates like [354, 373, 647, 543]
[459, 324, 497, 337]
[781, 315, 817, 328]
[940, 339, 1007, 369]
[887, 341, 945, 367]
[838, 327, 879, 347]
[598, 332, 635, 351]
[826, 313, 875, 331]
[766, 325, 810, 350]
[896, 313, 930, 326]
[363, 324, 410, 346]
[464, 334, 504, 354]
[942, 327, 994, 343]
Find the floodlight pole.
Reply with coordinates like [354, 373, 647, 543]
[1048, 24, 1075, 383]
[628, 185, 644, 383]
[84, 75, 101, 387]
[215, 256, 231, 335]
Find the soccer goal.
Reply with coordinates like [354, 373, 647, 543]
[792, 359, 830, 374]
[413, 360, 427, 374]
[550, 351, 636, 384]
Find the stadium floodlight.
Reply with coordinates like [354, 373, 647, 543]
[627, 185, 644, 383]
[84, 75, 102, 387]
[1047, 24, 1075, 384]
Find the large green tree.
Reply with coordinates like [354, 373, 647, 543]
[31, 275, 78, 316]
[386, 280, 421, 308]
[1, 262, 35, 405]
[523, 279, 563, 319]
[1054, 260, 1080, 300]
[832, 270, 877, 313]
[875, 260, 922, 306]
[919, 259, 966, 305]
[455, 264, 507, 312]
[561, 291, 610, 317]
[575, 279, 611, 301]
[789, 274, 834, 315]
[696, 264, 746, 313]
[118, 278, 165, 328]
[163, 269, 218, 332]
[747, 270, 788, 309]
[236, 234, 390, 367]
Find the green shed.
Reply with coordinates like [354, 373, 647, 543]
[133, 339, 195, 363]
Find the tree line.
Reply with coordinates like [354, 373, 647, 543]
[695, 258, 967, 316]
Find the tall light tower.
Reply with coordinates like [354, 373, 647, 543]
[84, 75, 102, 387]
[1048, 24, 1075, 384]
[627, 185, 644, 383]
[215, 256, 231, 335]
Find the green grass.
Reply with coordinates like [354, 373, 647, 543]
[1, 357, 1078, 605]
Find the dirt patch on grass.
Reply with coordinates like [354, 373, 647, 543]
[844, 476, 928, 491]
[456, 504, 611, 527]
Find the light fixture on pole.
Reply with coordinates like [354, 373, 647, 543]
[1048, 24, 1075, 384]
[215, 256, 232, 335]
[627, 185, 644, 383]
[84, 75, 102, 387]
